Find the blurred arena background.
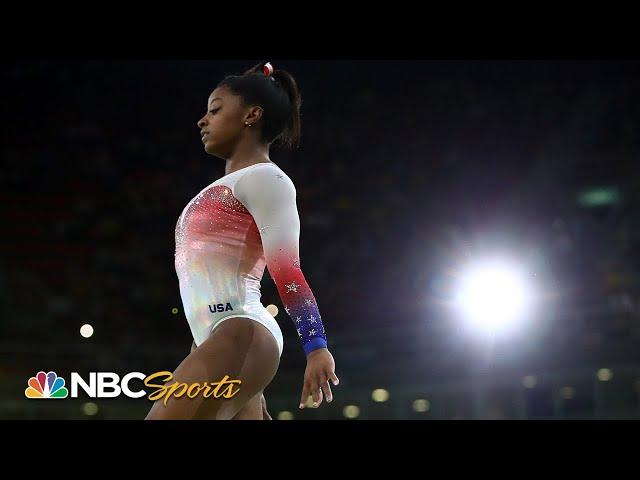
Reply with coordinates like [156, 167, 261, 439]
[1, 60, 640, 419]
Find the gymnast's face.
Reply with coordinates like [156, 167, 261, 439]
[197, 86, 258, 158]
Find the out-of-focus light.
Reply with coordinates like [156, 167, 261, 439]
[455, 261, 530, 332]
[343, 405, 360, 419]
[560, 386, 575, 400]
[522, 375, 537, 389]
[597, 368, 613, 382]
[266, 304, 278, 317]
[277, 411, 294, 420]
[413, 399, 430, 412]
[371, 388, 389, 402]
[577, 186, 620, 208]
[80, 324, 94, 338]
[82, 402, 99, 416]
[171, 307, 179, 314]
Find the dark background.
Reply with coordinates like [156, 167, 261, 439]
[2, 60, 639, 419]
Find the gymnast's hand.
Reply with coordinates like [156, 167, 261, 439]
[299, 348, 339, 409]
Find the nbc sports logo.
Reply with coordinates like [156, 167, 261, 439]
[23, 370, 241, 403]
[25, 371, 69, 399]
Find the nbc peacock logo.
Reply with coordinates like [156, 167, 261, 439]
[25, 371, 69, 399]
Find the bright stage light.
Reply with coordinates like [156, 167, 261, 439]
[455, 260, 530, 332]
[80, 324, 94, 338]
[371, 388, 389, 402]
[277, 411, 294, 420]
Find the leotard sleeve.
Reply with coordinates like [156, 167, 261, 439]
[234, 165, 328, 356]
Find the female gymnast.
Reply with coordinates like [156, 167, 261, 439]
[145, 62, 339, 420]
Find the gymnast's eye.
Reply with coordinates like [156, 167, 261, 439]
[209, 108, 220, 115]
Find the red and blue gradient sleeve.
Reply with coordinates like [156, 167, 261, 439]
[234, 165, 328, 356]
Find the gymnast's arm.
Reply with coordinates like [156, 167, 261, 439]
[234, 166, 339, 407]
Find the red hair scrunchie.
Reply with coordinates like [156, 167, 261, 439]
[263, 62, 274, 77]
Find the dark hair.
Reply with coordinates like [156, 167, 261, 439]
[217, 61, 302, 149]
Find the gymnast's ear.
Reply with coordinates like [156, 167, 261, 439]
[244, 105, 264, 127]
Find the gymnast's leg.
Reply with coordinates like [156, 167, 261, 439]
[145, 317, 280, 420]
